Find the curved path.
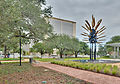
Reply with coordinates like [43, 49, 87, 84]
[33, 62, 120, 84]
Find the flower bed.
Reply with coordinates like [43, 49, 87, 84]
[51, 61, 120, 77]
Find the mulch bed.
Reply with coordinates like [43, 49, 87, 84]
[0, 64, 91, 84]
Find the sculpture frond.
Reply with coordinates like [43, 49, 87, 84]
[83, 39, 89, 41]
[97, 27, 106, 34]
[81, 15, 106, 43]
[85, 24, 90, 31]
[97, 35, 106, 39]
[81, 33, 90, 37]
[83, 32, 88, 35]
[95, 19, 102, 30]
[92, 15, 95, 28]
[82, 26, 89, 32]
[85, 20, 91, 31]
[98, 39, 106, 41]
[97, 32, 105, 36]
[95, 26, 105, 34]
[97, 42, 103, 44]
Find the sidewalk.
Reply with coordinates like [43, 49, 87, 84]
[33, 62, 120, 84]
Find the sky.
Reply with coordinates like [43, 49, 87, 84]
[46, 0, 120, 43]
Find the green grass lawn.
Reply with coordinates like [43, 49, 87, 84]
[97, 56, 112, 59]
[64, 57, 89, 61]
[0, 58, 25, 61]
[33, 58, 56, 62]
[0, 56, 111, 62]
[0, 58, 21, 61]
[33, 57, 89, 62]
[33, 56, 111, 62]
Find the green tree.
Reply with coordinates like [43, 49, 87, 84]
[69, 38, 82, 58]
[79, 42, 89, 55]
[32, 43, 46, 57]
[0, 0, 53, 57]
[47, 34, 71, 58]
[12, 0, 53, 41]
[106, 36, 120, 44]
[0, 0, 53, 42]
[106, 36, 120, 54]
[46, 34, 90, 58]
[44, 42, 54, 56]
[97, 44, 107, 56]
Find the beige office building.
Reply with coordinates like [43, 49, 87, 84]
[22, 17, 76, 54]
[49, 17, 76, 37]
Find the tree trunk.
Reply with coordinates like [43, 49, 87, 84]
[60, 51, 63, 58]
[4, 45, 7, 58]
[40, 50, 44, 59]
[75, 52, 78, 58]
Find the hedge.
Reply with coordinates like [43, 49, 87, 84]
[51, 61, 120, 77]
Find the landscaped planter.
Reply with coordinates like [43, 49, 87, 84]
[51, 61, 120, 77]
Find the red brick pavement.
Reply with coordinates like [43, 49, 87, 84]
[33, 62, 120, 84]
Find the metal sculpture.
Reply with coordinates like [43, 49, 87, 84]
[81, 15, 106, 60]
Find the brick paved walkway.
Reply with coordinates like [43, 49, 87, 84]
[33, 62, 120, 84]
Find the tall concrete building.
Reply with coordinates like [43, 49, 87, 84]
[22, 17, 76, 53]
[49, 17, 76, 37]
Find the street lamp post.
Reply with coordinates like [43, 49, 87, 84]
[19, 30, 22, 66]
[16, 29, 24, 66]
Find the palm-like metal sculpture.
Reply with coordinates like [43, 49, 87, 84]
[81, 15, 106, 60]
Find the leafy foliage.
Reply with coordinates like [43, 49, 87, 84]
[0, 0, 53, 55]
[106, 35, 120, 54]
[69, 38, 81, 57]
[45, 34, 90, 58]
[106, 36, 120, 44]
[97, 44, 107, 56]
[31, 43, 46, 55]
[46, 34, 72, 58]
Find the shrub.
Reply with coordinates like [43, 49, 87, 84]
[75, 64, 81, 69]
[83, 64, 90, 70]
[113, 65, 118, 70]
[89, 66, 95, 71]
[77, 63, 83, 69]
[112, 69, 117, 75]
[96, 66, 103, 73]
[102, 64, 107, 68]
[103, 67, 111, 74]
[107, 65, 112, 69]
[111, 65, 118, 75]
[51, 61, 120, 76]
[89, 64, 94, 71]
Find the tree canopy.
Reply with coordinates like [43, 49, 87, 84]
[0, 0, 53, 42]
[106, 36, 120, 54]
[106, 36, 120, 44]
[97, 44, 107, 56]
[0, 0, 53, 56]
[45, 34, 89, 58]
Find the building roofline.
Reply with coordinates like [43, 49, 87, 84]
[51, 17, 76, 23]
